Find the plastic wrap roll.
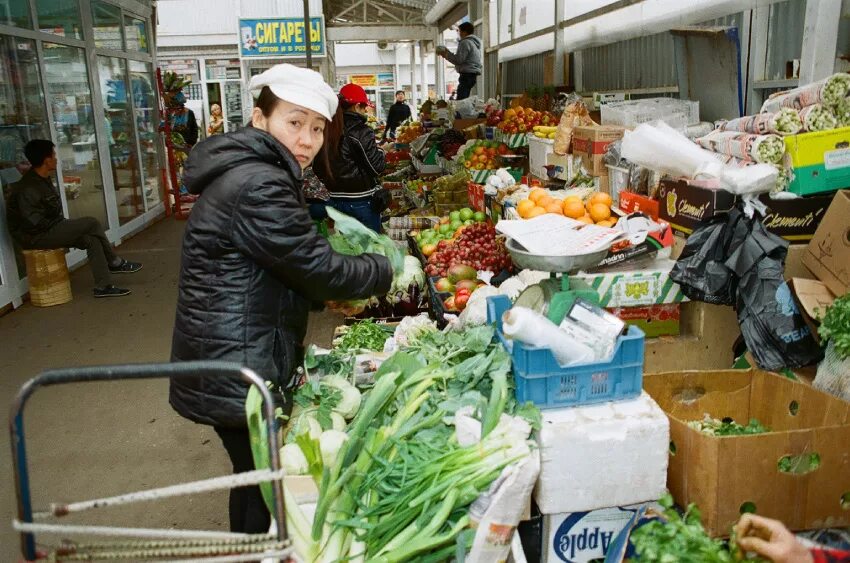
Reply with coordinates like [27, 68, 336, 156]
[694, 130, 784, 164]
[502, 307, 594, 366]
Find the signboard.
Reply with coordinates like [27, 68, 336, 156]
[378, 72, 395, 88]
[349, 74, 377, 87]
[239, 17, 326, 58]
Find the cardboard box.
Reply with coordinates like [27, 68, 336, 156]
[528, 135, 555, 180]
[759, 192, 835, 242]
[543, 504, 655, 563]
[572, 126, 625, 176]
[618, 191, 660, 221]
[803, 190, 850, 297]
[546, 152, 579, 182]
[784, 127, 850, 196]
[572, 258, 688, 308]
[451, 117, 486, 131]
[644, 369, 850, 536]
[790, 277, 835, 345]
[657, 178, 736, 235]
[608, 304, 681, 338]
[467, 182, 485, 212]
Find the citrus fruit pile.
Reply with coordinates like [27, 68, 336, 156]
[516, 189, 616, 227]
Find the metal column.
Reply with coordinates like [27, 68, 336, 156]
[435, 31, 446, 99]
[553, 0, 565, 85]
[420, 40, 429, 102]
[409, 42, 417, 108]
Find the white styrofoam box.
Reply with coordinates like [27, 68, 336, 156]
[533, 392, 669, 514]
[543, 502, 661, 563]
[528, 135, 555, 180]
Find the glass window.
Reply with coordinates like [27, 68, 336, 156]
[36, 0, 83, 40]
[91, 0, 123, 50]
[206, 59, 241, 81]
[98, 57, 144, 224]
[43, 42, 107, 226]
[124, 16, 149, 53]
[223, 82, 243, 132]
[0, 36, 49, 280]
[1, 0, 32, 28]
[128, 61, 161, 210]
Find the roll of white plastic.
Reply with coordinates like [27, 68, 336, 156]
[502, 307, 594, 366]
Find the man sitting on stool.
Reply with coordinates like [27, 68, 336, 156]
[6, 140, 142, 298]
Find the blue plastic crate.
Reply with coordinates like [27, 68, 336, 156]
[487, 295, 645, 409]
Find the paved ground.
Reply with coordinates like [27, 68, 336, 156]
[0, 217, 340, 560]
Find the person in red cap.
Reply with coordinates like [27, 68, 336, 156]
[313, 83, 389, 232]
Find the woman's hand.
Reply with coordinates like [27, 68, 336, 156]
[734, 514, 814, 563]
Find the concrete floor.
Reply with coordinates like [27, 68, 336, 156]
[0, 217, 341, 560]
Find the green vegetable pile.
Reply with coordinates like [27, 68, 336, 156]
[630, 495, 766, 562]
[687, 416, 770, 436]
[818, 293, 850, 361]
[333, 320, 394, 353]
[248, 324, 540, 562]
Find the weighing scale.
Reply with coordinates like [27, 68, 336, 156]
[505, 238, 606, 324]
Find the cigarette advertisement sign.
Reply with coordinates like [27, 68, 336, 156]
[239, 17, 326, 58]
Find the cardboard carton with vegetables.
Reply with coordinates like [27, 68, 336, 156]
[644, 369, 850, 537]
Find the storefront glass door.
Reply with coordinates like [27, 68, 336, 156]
[43, 42, 108, 228]
[98, 56, 144, 224]
[128, 61, 160, 211]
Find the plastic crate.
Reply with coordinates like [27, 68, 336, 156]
[601, 98, 699, 130]
[487, 295, 645, 409]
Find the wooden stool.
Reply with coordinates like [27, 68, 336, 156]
[22, 249, 73, 307]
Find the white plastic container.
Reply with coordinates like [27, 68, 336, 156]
[533, 392, 669, 514]
[527, 135, 555, 180]
[605, 164, 630, 204]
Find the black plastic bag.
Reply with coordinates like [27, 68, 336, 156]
[671, 204, 822, 371]
[726, 217, 823, 370]
[670, 208, 748, 305]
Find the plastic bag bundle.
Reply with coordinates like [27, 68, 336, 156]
[715, 108, 802, 136]
[710, 153, 789, 193]
[621, 122, 778, 196]
[694, 130, 785, 164]
[813, 341, 850, 402]
[553, 94, 596, 155]
[799, 104, 839, 132]
[761, 73, 850, 113]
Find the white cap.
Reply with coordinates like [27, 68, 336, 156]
[248, 64, 338, 121]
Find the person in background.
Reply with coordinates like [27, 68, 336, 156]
[169, 64, 392, 534]
[5, 140, 142, 298]
[207, 103, 224, 136]
[735, 514, 850, 562]
[382, 90, 412, 142]
[169, 91, 199, 148]
[436, 22, 482, 101]
[313, 83, 389, 233]
[302, 166, 330, 222]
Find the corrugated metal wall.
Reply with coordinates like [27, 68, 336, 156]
[239, 0, 322, 18]
[501, 51, 547, 95]
[580, 33, 676, 92]
[763, 0, 806, 81]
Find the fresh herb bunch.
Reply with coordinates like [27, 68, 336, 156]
[818, 293, 850, 360]
[688, 416, 770, 436]
[335, 320, 394, 353]
[631, 495, 766, 562]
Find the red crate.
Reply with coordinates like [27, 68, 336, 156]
[467, 182, 486, 212]
[618, 191, 660, 221]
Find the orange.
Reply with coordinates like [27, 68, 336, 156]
[563, 199, 586, 219]
[576, 215, 594, 224]
[528, 188, 547, 203]
[589, 192, 613, 208]
[595, 219, 616, 228]
[517, 199, 536, 218]
[537, 196, 555, 208]
[526, 206, 547, 218]
[544, 201, 564, 215]
[563, 195, 582, 207]
[589, 203, 612, 223]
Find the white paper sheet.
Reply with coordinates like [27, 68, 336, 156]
[496, 214, 625, 256]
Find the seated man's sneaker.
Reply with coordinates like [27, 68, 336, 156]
[93, 285, 131, 298]
[109, 259, 142, 274]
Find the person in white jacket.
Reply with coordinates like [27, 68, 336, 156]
[437, 22, 482, 100]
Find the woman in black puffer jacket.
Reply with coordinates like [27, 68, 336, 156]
[169, 64, 392, 534]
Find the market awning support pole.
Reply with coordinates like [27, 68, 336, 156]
[303, 0, 312, 70]
[410, 42, 417, 109]
[553, 0, 566, 86]
[798, 0, 841, 85]
[435, 31, 446, 99]
[420, 40, 429, 102]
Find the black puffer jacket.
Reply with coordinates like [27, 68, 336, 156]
[169, 127, 393, 428]
[317, 111, 386, 198]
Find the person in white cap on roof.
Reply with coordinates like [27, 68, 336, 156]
[168, 63, 393, 534]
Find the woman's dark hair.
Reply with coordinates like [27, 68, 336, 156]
[312, 100, 345, 183]
[24, 139, 55, 167]
[255, 86, 336, 180]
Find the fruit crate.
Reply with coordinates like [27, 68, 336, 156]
[495, 129, 530, 148]
[487, 295, 645, 410]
